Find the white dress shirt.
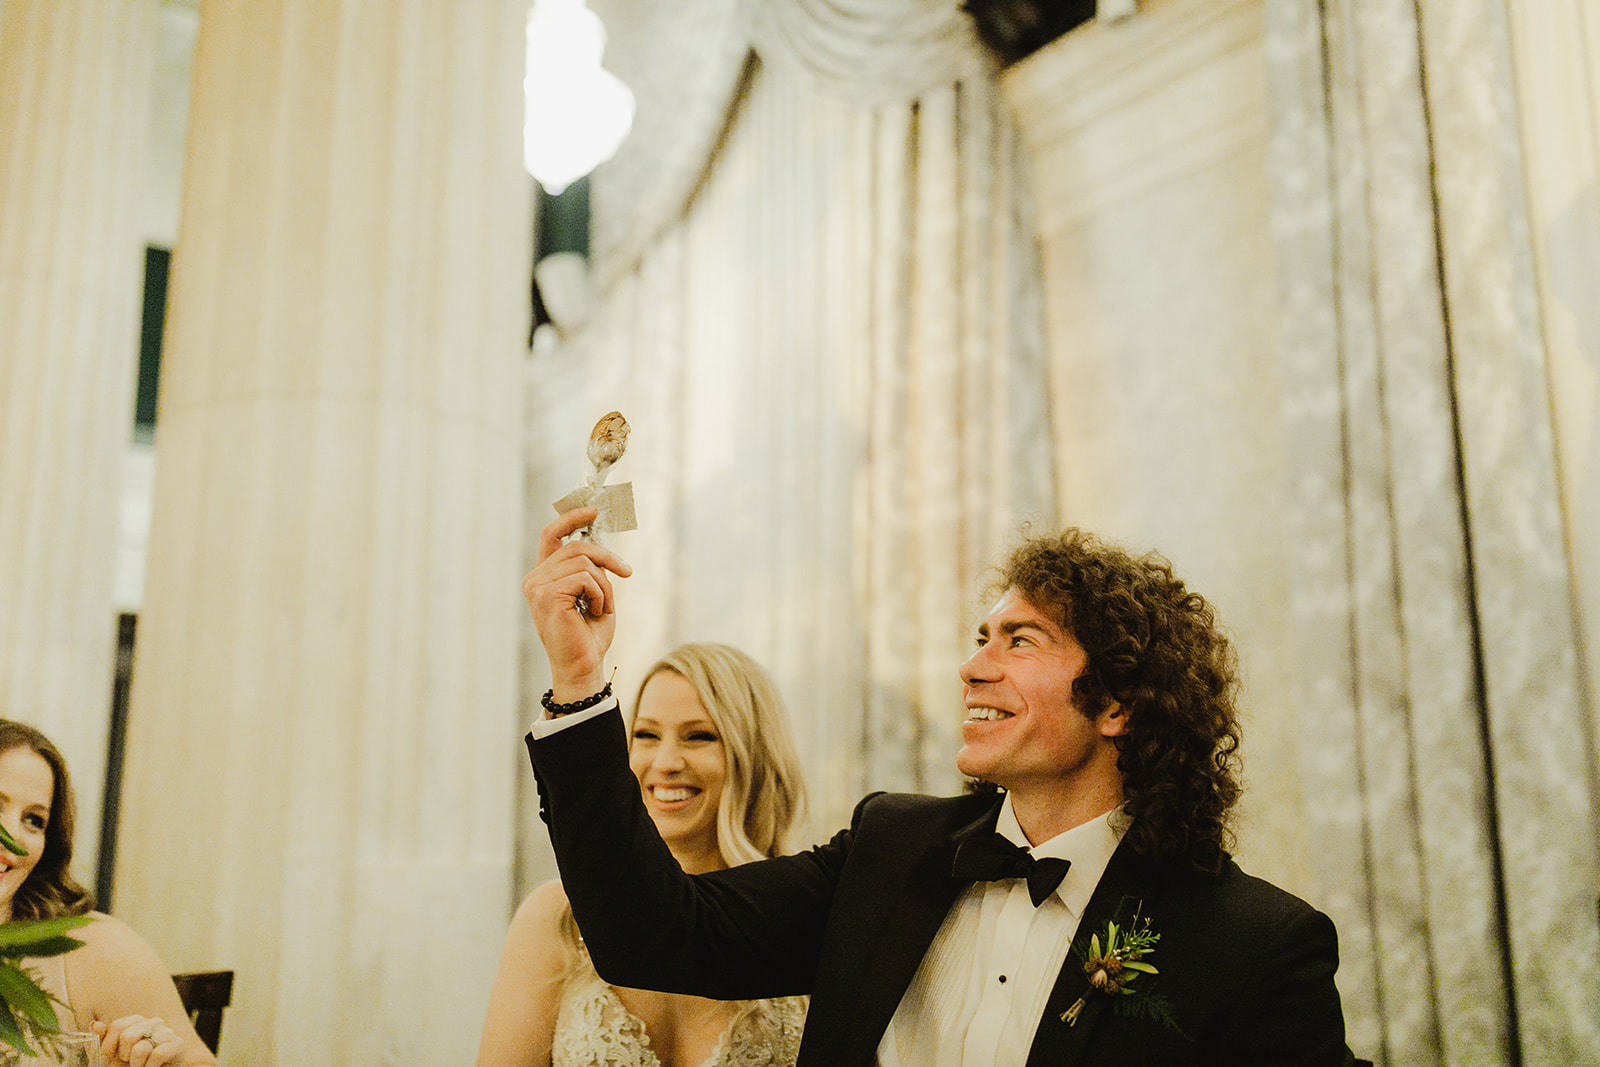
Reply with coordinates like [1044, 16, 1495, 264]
[527, 693, 619, 738]
[876, 799, 1126, 1067]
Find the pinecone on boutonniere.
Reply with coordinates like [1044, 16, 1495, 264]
[1060, 902, 1184, 1035]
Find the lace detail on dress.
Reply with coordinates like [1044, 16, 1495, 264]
[551, 951, 805, 1067]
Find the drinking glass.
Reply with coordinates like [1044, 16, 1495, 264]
[62, 1033, 103, 1066]
[22, 1033, 103, 1066]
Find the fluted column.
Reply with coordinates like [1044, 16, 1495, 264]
[0, 0, 157, 875]
[114, 2, 530, 1063]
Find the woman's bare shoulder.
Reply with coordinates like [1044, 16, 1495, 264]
[63, 912, 170, 973]
[70, 912, 144, 951]
[59, 913, 216, 1063]
[510, 880, 570, 936]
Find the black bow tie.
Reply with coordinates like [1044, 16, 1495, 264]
[951, 831, 1071, 907]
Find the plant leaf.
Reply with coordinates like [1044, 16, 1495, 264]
[0, 824, 25, 859]
[0, 916, 90, 957]
[0, 999, 31, 1055]
[0, 963, 61, 1031]
[0, 935, 83, 961]
[1123, 961, 1158, 974]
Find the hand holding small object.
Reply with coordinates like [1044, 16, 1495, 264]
[94, 1014, 184, 1067]
[524, 506, 633, 702]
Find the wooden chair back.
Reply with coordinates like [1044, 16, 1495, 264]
[171, 970, 233, 1054]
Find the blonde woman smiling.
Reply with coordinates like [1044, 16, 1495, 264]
[478, 644, 809, 1067]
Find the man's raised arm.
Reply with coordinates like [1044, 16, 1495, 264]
[519, 509, 834, 1000]
[523, 505, 632, 707]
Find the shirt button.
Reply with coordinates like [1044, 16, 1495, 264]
[998, 975, 1007, 983]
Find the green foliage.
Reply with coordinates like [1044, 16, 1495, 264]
[0, 917, 90, 958]
[0, 916, 90, 1056]
[1115, 987, 1184, 1034]
[1073, 900, 1189, 1038]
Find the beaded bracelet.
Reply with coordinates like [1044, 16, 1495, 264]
[540, 681, 614, 717]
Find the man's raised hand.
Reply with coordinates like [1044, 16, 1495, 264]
[524, 506, 633, 701]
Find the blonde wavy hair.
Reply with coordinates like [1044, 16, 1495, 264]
[552, 644, 810, 1002]
[628, 642, 807, 864]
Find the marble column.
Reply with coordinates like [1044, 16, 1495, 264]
[113, 1, 530, 1062]
[0, 0, 157, 875]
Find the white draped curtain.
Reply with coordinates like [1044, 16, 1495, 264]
[520, 3, 1599, 1066]
[1267, 0, 1598, 1064]
[521, 0, 1052, 865]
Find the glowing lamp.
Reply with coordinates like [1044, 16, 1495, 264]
[523, 0, 636, 194]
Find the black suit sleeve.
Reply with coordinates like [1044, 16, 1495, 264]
[527, 707, 846, 1000]
[1215, 895, 1350, 1065]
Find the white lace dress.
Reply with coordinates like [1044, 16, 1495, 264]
[551, 951, 805, 1067]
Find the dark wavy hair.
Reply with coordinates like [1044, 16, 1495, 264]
[0, 720, 95, 919]
[995, 530, 1242, 873]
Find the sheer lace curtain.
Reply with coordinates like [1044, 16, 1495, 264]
[1267, 1, 1599, 1063]
[520, 0, 1053, 867]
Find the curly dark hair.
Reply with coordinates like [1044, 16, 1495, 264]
[0, 720, 95, 919]
[994, 530, 1242, 873]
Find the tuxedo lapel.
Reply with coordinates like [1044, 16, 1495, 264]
[945, 797, 1008, 868]
[1027, 840, 1169, 1067]
[842, 798, 1006, 1058]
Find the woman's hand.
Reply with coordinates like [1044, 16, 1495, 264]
[524, 507, 633, 700]
[93, 1015, 185, 1067]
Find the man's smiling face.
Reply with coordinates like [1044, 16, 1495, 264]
[956, 587, 1126, 801]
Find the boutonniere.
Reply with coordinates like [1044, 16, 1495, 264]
[1060, 904, 1180, 1033]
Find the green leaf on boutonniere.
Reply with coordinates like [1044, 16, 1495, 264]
[1061, 901, 1186, 1036]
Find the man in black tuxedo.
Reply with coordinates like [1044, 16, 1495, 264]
[523, 506, 1364, 1066]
